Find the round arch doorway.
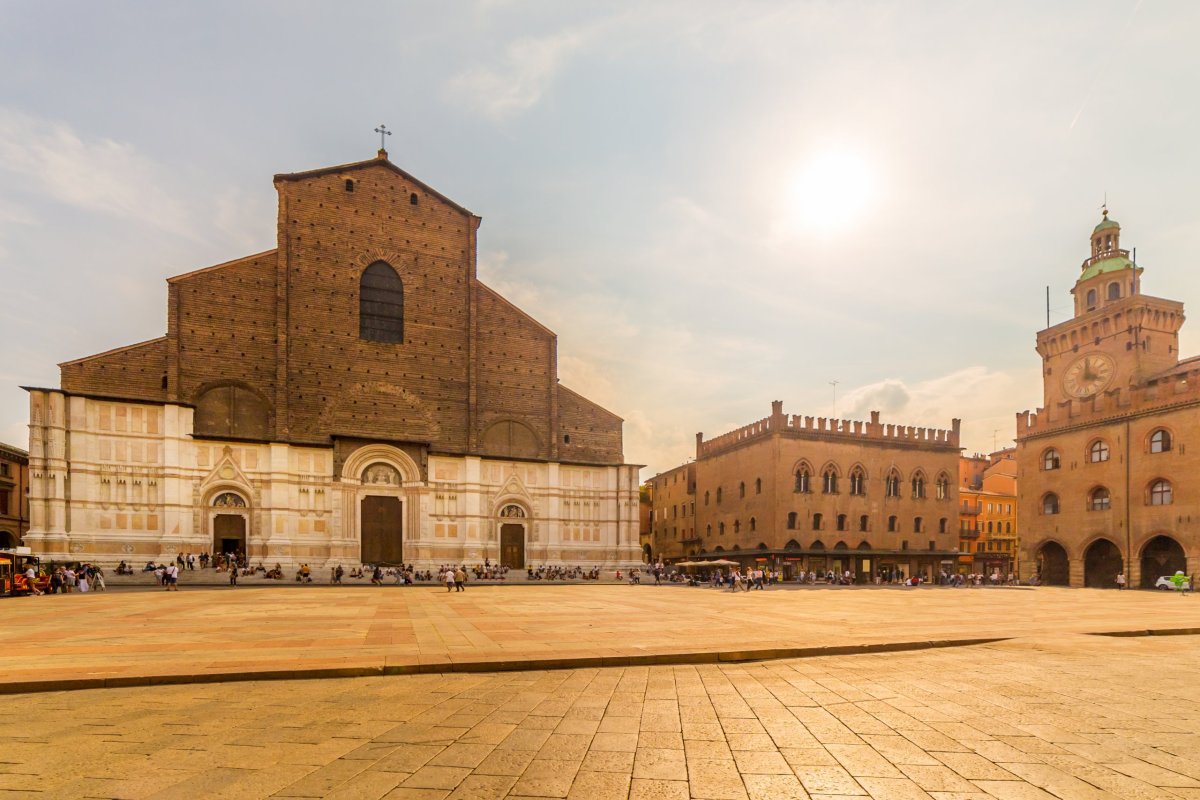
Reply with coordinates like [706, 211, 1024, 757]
[497, 504, 527, 569]
[1141, 535, 1186, 589]
[1035, 541, 1069, 586]
[1084, 538, 1123, 588]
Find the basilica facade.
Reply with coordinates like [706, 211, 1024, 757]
[24, 150, 642, 570]
[1016, 211, 1198, 587]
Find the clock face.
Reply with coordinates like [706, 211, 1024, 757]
[1063, 353, 1115, 398]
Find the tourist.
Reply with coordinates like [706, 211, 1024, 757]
[166, 561, 179, 591]
[78, 570, 90, 593]
[444, 568, 455, 592]
[24, 565, 43, 596]
[229, 563, 238, 587]
[454, 566, 466, 592]
[92, 565, 106, 592]
[1115, 572, 1126, 590]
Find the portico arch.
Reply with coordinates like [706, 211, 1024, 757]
[1140, 534, 1186, 589]
[1035, 540, 1069, 586]
[206, 488, 250, 558]
[1084, 538, 1123, 588]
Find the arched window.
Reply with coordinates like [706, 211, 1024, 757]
[786, 512, 797, 529]
[706, 524, 712, 536]
[1042, 493, 1059, 515]
[812, 513, 823, 530]
[1086, 288, 1097, 309]
[794, 465, 810, 493]
[739, 482, 746, 499]
[911, 472, 926, 499]
[987, 521, 993, 533]
[359, 261, 405, 343]
[1107, 282, 1121, 300]
[887, 515, 897, 532]
[749, 517, 757, 531]
[849, 467, 865, 496]
[938, 518, 948, 534]
[716, 488, 723, 504]
[836, 514, 847, 531]
[755, 478, 762, 495]
[1042, 448, 1061, 470]
[885, 470, 901, 498]
[859, 515, 869, 532]
[914, 517, 923, 533]
[1150, 479, 1173, 506]
[1150, 429, 1172, 454]
[718, 522, 725, 535]
[1090, 486, 1111, 511]
[1005, 522, 1011, 533]
[935, 473, 949, 500]
[733, 519, 741, 534]
[1089, 440, 1110, 463]
[822, 467, 838, 494]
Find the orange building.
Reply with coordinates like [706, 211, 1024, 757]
[957, 449, 1018, 577]
[0, 442, 29, 548]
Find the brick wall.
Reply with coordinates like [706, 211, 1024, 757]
[61, 338, 168, 401]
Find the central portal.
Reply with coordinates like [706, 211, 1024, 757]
[213, 514, 246, 556]
[360, 496, 403, 565]
[500, 523, 525, 569]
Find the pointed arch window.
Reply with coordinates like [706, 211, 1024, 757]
[733, 519, 741, 534]
[794, 465, 810, 493]
[885, 470, 901, 498]
[935, 473, 949, 500]
[849, 467, 865, 496]
[911, 473, 926, 499]
[755, 477, 762, 495]
[359, 261, 405, 343]
[822, 467, 838, 494]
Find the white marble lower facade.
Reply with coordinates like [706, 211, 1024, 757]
[25, 390, 642, 569]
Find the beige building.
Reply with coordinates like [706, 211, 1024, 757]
[23, 150, 641, 570]
[1017, 210, 1196, 587]
[0, 442, 29, 548]
[649, 402, 962, 582]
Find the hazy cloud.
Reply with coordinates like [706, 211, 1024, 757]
[446, 29, 587, 119]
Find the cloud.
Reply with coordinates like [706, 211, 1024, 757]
[446, 29, 587, 120]
[839, 366, 1041, 454]
[0, 108, 197, 239]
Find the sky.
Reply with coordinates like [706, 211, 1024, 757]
[2, 0, 1199, 479]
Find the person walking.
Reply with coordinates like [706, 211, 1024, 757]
[444, 568, 455, 592]
[454, 566, 466, 592]
[229, 563, 238, 587]
[1115, 572, 1126, 590]
[166, 562, 179, 591]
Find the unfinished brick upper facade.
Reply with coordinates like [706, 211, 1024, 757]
[27, 151, 641, 568]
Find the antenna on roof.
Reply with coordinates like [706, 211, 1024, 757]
[1046, 285, 1050, 328]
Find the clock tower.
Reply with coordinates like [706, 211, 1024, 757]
[1035, 209, 1184, 410]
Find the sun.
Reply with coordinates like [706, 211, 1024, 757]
[781, 151, 877, 235]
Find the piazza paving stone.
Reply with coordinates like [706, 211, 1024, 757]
[4, 581, 1200, 799]
[3, 584, 1200, 691]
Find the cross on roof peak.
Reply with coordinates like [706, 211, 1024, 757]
[374, 124, 391, 158]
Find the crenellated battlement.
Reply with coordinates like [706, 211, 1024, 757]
[1018, 364, 1200, 437]
[696, 401, 961, 459]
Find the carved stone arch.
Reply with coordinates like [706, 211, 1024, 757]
[847, 462, 868, 479]
[340, 444, 421, 485]
[818, 461, 841, 477]
[193, 380, 272, 440]
[791, 458, 814, 474]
